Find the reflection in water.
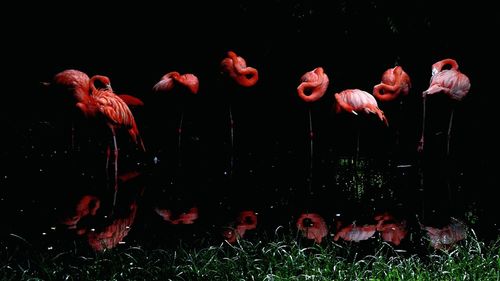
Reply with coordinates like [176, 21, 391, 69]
[421, 218, 467, 250]
[155, 207, 199, 225]
[223, 210, 258, 244]
[61, 195, 100, 233]
[87, 202, 137, 251]
[296, 213, 328, 243]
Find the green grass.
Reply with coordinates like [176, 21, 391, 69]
[1, 230, 499, 281]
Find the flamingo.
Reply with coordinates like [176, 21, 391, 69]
[297, 67, 329, 103]
[335, 89, 388, 164]
[220, 51, 259, 177]
[153, 71, 199, 94]
[46, 70, 145, 209]
[44, 69, 91, 150]
[335, 89, 388, 125]
[75, 75, 145, 208]
[372, 66, 411, 102]
[418, 58, 471, 155]
[45, 69, 144, 150]
[373, 66, 411, 156]
[221, 51, 259, 87]
[296, 67, 329, 196]
[153, 71, 199, 167]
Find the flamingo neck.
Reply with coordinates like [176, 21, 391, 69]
[432, 59, 459, 75]
[89, 75, 111, 93]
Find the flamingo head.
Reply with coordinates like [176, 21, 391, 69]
[90, 75, 112, 91]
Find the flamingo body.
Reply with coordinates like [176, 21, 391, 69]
[297, 67, 329, 103]
[373, 66, 411, 102]
[153, 71, 199, 94]
[221, 51, 258, 87]
[335, 89, 388, 125]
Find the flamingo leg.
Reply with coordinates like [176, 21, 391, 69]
[178, 109, 184, 168]
[418, 94, 427, 153]
[111, 128, 119, 210]
[105, 145, 111, 183]
[446, 107, 455, 208]
[308, 107, 314, 195]
[447, 108, 454, 157]
[71, 121, 75, 152]
[229, 104, 234, 177]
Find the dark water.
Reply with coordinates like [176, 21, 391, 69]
[1, 1, 498, 251]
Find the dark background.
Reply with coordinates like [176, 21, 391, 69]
[1, 0, 498, 247]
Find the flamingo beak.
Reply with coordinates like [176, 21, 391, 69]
[106, 83, 113, 91]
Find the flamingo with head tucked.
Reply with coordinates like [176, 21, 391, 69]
[297, 67, 329, 103]
[72, 74, 145, 208]
[221, 51, 259, 87]
[373, 66, 411, 154]
[153, 71, 199, 94]
[335, 89, 388, 163]
[297, 67, 329, 196]
[373, 66, 411, 102]
[220, 51, 259, 177]
[153, 71, 199, 167]
[418, 58, 470, 154]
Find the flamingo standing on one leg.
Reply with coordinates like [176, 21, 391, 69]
[418, 58, 471, 155]
[296, 67, 329, 196]
[77, 75, 145, 208]
[373, 65, 411, 157]
[44, 69, 91, 150]
[45, 69, 144, 150]
[153, 71, 199, 167]
[220, 51, 259, 177]
[335, 89, 388, 164]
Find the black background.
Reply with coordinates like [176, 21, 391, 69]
[1, 0, 498, 246]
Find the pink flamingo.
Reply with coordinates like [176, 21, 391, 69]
[297, 67, 329, 195]
[44, 69, 91, 149]
[153, 71, 199, 167]
[46, 70, 145, 209]
[153, 71, 199, 94]
[74, 75, 145, 208]
[418, 58, 471, 155]
[221, 51, 259, 87]
[335, 89, 388, 125]
[220, 51, 259, 176]
[335, 89, 388, 162]
[373, 66, 411, 155]
[297, 67, 329, 103]
[372, 66, 411, 102]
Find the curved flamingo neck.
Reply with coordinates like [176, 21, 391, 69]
[373, 83, 399, 101]
[373, 66, 404, 101]
[432, 59, 459, 75]
[89, 75, 111, 93]
[226, 51, 258, 87]
[168, 72, 181, 80]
